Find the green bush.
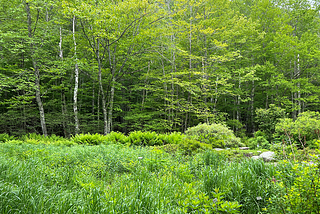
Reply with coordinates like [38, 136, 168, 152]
[0, 133, 15, 143]
[256, 104, 287, 141]
[226, 119, 247, 139]
[275, 111, 320, 148]
[178, 138, 212, 155]
[126, 131, 162, 146]
[104, 131, 127, 144]
[247, 131, 270, 149]
[185, 123, 242, 148]
[267, 156, 320, 213]
[158, 132, 184, 145]
[71, 133, 110, 145]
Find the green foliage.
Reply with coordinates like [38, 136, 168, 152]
[275, 111, 320, 148]
[255, 104, 287, 141]
[71, 133, 110, 145]
[19, 133, 76, 146]
[0, 133, 15, 143]
[5, 136, 320, 213]
[159, 132, 185, 145]
[267, 155, 320, 213]
[185, 123, 242, 148]
[104, 131, 127, 144]
[178, 138, 212, 156]
[247, 133, 270, 149]
[0, 141, 243, 213]
[179, 184, 241, 214]
[203, 156, 278, 213]
[126, 131, 162, 146]
[226, 119, 247, 139]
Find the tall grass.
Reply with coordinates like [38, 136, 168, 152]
[0, 141, 295, 213]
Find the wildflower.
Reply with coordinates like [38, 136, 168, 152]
[138, 157, 143, 160]
[256, 196, 262, 200]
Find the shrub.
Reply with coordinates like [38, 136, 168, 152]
[71, 133, 109, 145]
[256, 104, 287, 141]
[185, 123, 242, 148]
[104, 131, 127, 144]
[247, 131, 270, 149]
[274, 111, 320, 148]
[178, 138, 212, 155]
[226, 119, 247, 139]
[267, 156, 320, 213]
[126, 131, 162, 146]
[0, 133, 15, 143]
[158, 132, 184, 145]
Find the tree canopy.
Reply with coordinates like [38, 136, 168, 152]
[0, 0, 319, 136]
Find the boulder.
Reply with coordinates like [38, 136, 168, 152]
[259, 151, 275, 162]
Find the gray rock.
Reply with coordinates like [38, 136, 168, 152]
[213, 148, 224, 151]
[259, 151, 275, 162]
[239, 147, 250, 150]
[251, 156, 261, 160]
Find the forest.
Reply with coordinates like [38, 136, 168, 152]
[1, 0, 319, 137]
[1, 1, 320, 213]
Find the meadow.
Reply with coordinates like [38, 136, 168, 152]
[0, 133, 319, 213]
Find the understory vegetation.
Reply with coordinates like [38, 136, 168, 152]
[0, 126, 319, 213]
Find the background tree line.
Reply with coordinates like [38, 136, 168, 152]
[0, 0, 319, 137]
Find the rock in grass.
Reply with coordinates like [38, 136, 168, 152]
[251, 151, 276, 162]
[239, 147, 250, 150]
[251, 156, 261, 160]
[259, 151, 275, 162]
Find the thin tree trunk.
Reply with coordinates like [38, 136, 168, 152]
[251, 80, 255, 132]
[96, 38, 108, 135]
[73, 16, 80, 134]
[59, 27, 68, 138]
[92, 78, 95, 115]
[107, 77, 115, 134]
[297, 54, 301, 115]
[185, 4, 192, 132]
[236, 72, 241, 125]
[141, 61, 150, 111]
[25, 2, 48, 136]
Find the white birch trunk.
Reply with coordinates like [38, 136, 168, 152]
[73, 15, 80, 134]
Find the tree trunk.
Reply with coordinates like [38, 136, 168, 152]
[59, 27, 69, 138]
[107, 77, 115, 134]
[96, 38, 108, 135]
[185, 4, 193, 132]
[73, 16, 80, 134]
[251, 80, 255, 133]
[25, 2, 48, 136]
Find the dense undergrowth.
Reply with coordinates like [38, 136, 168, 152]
[1, 121, 320, 214]
[0, 133, 319, 213]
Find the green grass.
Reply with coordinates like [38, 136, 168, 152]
[0, 140, 313, 213]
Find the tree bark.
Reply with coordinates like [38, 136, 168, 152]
[73, 15, 80, 134]
[107, 77, 115, 134]
[96, 38, 108, 135]
[25, 2, 48, 136]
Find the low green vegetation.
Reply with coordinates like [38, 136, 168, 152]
[0, 126, 320, 213]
